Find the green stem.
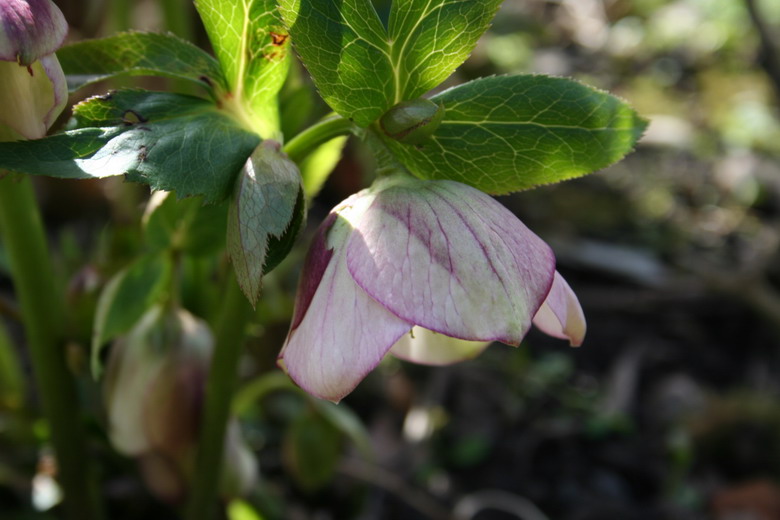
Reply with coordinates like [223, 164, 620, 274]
[0, 175, 102, 520]
[283, 114, 355, 163]
[186, 274, 253, 520]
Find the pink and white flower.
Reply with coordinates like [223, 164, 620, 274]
[279, 176, 585, 401]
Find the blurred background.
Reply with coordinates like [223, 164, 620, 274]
[2, 0, 780, 518]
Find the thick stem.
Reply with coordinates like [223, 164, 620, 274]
[0, 175, 102, 520]
[283, 114, 355, 163]
[185, 274, 253, 520]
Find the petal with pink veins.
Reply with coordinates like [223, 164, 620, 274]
[279, 194, 413, 402]
[346, 177, 556, 345]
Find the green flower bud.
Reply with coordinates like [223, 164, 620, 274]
[379, 98, 444, 145]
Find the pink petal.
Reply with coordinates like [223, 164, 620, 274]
[0, 0, 67, 64]
[279, 197, 412, 402]
[39, 53, 67, 130]
[532, 271, 586, 346]
[346, 177, 555, 345]
[390, 326, 491, 365]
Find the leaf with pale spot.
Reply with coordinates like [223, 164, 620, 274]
[57, 31, 226, 94]
[0, 89, 260, 203]
[380, 75, 648, 194]
[196, 0, 291, 137]
[227, 142, 302, 305]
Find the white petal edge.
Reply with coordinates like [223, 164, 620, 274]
[346, 178, 556, 345]
[532, 271, 586, 346]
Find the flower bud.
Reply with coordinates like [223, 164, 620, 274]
[379, 98, 444, 145]
[103, 305, 257, 502]
[0, 0, 67, 65]
[0, 0, 68, 140]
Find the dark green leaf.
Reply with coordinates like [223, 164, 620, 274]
[388, 0, 503, 101]
[196, 0, 291, 138]
[278, 0, 395, 126]
[0, 90, 260, 203]
[311, 400, 372, 459]
[91, 253, 172, 378]
[143, 192, 227, 256]
[227, 142, 302, 305]
[381, 75, 648, 193]
[283, 409, 342, 492]
[57, 31, 226, 93]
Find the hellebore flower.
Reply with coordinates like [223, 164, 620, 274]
[279, 176, 586, 401]
[0, 0, 68, 140]
[104, 305, 257, 502]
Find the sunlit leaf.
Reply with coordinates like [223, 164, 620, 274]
[278, 0, 394, 126]
[227, 142, 302, 305]
[381, 75, 648, 193]
[196, 0, 291, 137]
[388, 0, 503, 101]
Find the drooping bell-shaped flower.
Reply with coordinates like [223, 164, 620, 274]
[0, 0, 68, 140]
[104, 305, 257, 502]
[279, 176, 586, 402]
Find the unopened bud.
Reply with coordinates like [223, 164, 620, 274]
[380, 98, 444, 145]
[0, 0, 68, 65]
[0, 0, 68, 140]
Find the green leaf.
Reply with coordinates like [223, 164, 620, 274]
[380, 75, 648, 193]
[311, 400, 373, 459]
[388, 0, 503, 101]
[91, 253, 172, 378]
[227, 142, 302, 305]
[196, 0, 292, 137]
[283, 409, 342, 492]
[143, 192, 228, 256]
[278, 0, 394, 126]
[228, 500, 266, 520]
[57, 31, 226, 93]
[263, 187, 305, 274]
[0, 89, 260, 203]
[300, 136, 347, 198]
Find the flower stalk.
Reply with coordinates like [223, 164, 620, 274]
[283, 114, 354, 163]
[0, 174, 103, 520]
[185, 274, 253, 520]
